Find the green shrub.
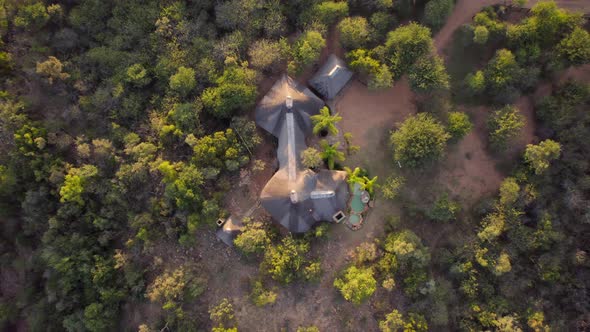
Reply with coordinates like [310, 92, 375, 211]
[427, 193, 460, 222]
[169, 66, 196, 97]
[473, 25, 489, 44]
[333, 265, 377, 304]
[234, 220, 270, 255]
[487, 105, 525, 151]
[390, 113, 450, 167]
[408, 55, 450, 93]
[524, 139, 561, 174]
[262, 237, 309, 284]
[385, 23, 434, 76]
[381, 175, 405, 200]
[424, 0, 454, 31]
[338, 17, 370, 49]
[557, 27, 590, 66]
[250, 280, 277, 307]
[447, 112, 472, 140]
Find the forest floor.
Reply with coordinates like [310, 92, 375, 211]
[122, 2, 590, 331]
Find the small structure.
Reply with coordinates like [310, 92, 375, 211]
[215, 215, 244, 246]
[309, 54, 353, 100]
[255, 75, 350, 233]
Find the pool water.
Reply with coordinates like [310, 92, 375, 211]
[348, 214, 361, 225]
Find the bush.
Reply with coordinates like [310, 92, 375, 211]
[248, 39, 286, 72]
[369, 64, 394, 91]
[201, 63, 257, 118]
[427, 193, 460, 222]
[473, 25, 489, 44]
[308, 1, 349, 26]
[333, 266, 377, 304]
[169, 66, 196, 97]
[147, 265, 207, 318]
[499, 177, 520, 206]
[36, 56, 70, 85]
[524, 139, 561, 174]
[262, 237, 309, 284]
[390, 113, 450, 167]
[292, 30, 326, 72]
[126, 63, 151, 87]
[408, 55, 450, 93]
[484, 49, 521, 95]
[250, 280, 277, 307]
[557, 27, 590, 66]
[379, 309, 404, 332]
[447, 112, 472, 140]
[353, 242, 378, 264]
[370, 12, 397, 39]
[385, 23, 434, 76]
[234, 220, 270, 255]
[424, 0, 454, 31]
[464, 70, 485, 96]
[381, 175, 405, 200]
[14, 2, 48, 30]
[487, 105, 525, 151]
[338, 17, 370, 49]
[209, 298, 236, 329]
[301, 147, 323, 169]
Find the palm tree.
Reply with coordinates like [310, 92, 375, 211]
[311, 106, 342, 136]
[344, 166, 363, 189]
[360, 176, 379, 197]
[320, 140, 345, 170]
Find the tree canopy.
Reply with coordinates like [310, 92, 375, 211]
[390, 113, 450, 167]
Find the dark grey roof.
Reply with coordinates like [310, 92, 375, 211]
[215, 216, 244, 246]
[255, 74, 324, 137]
[256, 75, 349, 233]
[260, 169, 349, 233]
[309, 54, 353, 99]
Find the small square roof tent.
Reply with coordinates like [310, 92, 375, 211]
[309, 54, 353, 99]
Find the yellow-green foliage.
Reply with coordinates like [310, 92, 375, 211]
[333, 265, 376, 304]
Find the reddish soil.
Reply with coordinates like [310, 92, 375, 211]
[558, 63, 590, 85]
[437, 105, 505, 203]
[335, 78, 417, 148]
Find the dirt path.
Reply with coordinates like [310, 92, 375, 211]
[434, 0, 500, 54]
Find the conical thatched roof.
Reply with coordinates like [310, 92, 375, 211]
[309, 54, 353, 99]
[255, 74, 324, 137]
[260, 169, 349, 233]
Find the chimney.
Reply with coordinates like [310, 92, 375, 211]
[289, 189, 298, 203]
[286, 95, 293, 109]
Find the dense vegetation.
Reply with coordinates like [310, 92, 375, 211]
[0, 0, 589, 331]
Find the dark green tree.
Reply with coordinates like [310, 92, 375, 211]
[390, 113, 450, 167]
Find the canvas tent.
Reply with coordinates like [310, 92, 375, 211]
[256, 75, 349, 233]
[309, 54, 353, 99]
